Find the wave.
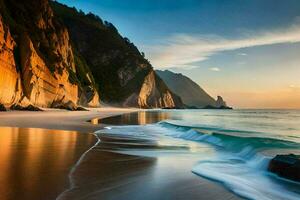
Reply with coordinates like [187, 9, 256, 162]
[156, 121, 300, 200]
[159, 121, 300, 153]
[192, 160, 300, 200]
[95, 121, 300, 200]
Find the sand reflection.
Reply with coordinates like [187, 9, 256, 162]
[0, 127, 95, 200]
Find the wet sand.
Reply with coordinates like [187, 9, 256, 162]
[0, 127, 96, 200]
[0, 108, 135, 200]
[57, 130, 241, 200]
[0, 110, 241, 200]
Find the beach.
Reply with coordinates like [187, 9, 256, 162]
[0, 108, 136, 132]
[57, 131, 240, 200]
[0, 108, 241, 200]
[0, 0, 298, 199]
[0, 108, 135, 200]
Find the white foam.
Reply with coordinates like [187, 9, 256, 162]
[67, 123, 300, 200]
[192, 157, 300, 200]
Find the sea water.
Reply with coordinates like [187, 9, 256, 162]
[99, 109, 300, 200]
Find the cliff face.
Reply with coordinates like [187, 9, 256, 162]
[156, 70, 231, 109]
[0, 14, 21, 106]
[124, 70, 182, 108]
[0, 0, 99, 108]
[156, 70, 216, 108]
[0, 0, 182, 109]
[51, 2, 183, 108]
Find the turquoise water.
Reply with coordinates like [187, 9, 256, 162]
[100, 109, 300, 200]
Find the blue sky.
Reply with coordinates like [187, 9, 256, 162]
[58, 0, 300, 108]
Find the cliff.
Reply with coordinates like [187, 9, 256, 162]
[51, 2, 183, 108]
[156, 70, 216, 108]
[156, 70, 231, 109]
[0, 13, 21, 106]
[0, 0, 99, 109]
[0, 0, 183, 109]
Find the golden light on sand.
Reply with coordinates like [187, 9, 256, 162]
[91, 118, 99, 125]
[0, 127, 95, 200]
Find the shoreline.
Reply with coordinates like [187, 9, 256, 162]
[0, 108, 241, 200]
[57, 126, 241, 200]
[56, 132, 102, 200]
[0, 107, 137, 132]
[0, 107, 137, 200]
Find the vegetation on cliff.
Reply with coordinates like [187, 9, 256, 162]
[0, 0, 183, 109]
[0, 0, 100, 109]
[51, 1, 183, 108]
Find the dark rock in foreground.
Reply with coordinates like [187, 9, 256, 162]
[268, 154, 300, 182]
[52, 101, 89, 111]
[52, 101, 77, 111]
[10, 104, 43, 111]
[0, 103, 7, 111]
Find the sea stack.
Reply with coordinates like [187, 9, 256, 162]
[216, 96, 227, 108]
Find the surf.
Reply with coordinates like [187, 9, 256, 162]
[95, 109, 300, 200]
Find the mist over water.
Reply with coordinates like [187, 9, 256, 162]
[101, 109, 300, 200]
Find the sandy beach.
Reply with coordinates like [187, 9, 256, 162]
[0, 108, 241, 200]
[0, 107, 136, 132]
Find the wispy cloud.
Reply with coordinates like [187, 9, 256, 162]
[289, 84, 300, 90]
[237, 53, 247, 56]
[209, 67, 220, 72]
[146, 24, 300, 69]
[289, 84, 298, 88]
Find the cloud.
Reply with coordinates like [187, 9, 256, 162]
[289, 84, 300, 90]
[237, 53, 247, 56]
[146, 23, 300, 69]
[169, 64, 199, 70]
[209, 67, 220, 72]
[289, 84, 297, 88]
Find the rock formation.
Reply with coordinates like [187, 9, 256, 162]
[0, 103, 7, 111]
[0, 0, 183, 109]
[0, 14, 22, 107]
[0, 0, 100, 109]
[51, 2, 183, 108]
[124, 70, 182, 108]
[216, 96, 227, 108]
[268, 154, 300, 182]
[156, 70, 216, 108]
[156, 70, 231, 109]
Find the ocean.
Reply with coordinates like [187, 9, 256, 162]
[99, 109, 300, 200]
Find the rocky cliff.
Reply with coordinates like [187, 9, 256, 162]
[0, 0, 183, 109]
[156, 70, 231, 109]
[0, 14, 21, 106]
[51, 2, 183, 108]
[0, 0, 100, 109]
[156, 70, 216, 108]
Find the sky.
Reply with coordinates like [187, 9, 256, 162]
[58, 0, 300, 108]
